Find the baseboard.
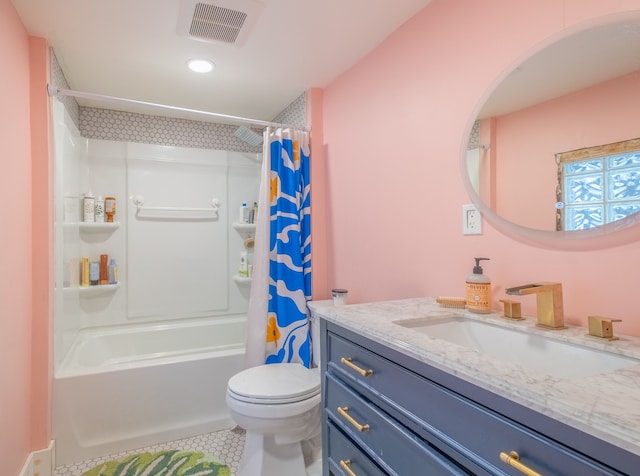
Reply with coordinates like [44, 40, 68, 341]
[19, 441, 54, 476]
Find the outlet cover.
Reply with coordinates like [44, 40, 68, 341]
[462, 204, 482, 235]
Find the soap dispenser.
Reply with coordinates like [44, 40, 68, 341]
[466, 257, 491, 314]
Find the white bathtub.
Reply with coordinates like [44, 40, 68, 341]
[53, 315, 247, 465]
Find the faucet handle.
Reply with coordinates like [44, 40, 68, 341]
[499, 299, 524, 320]
[587, 315, 622, 341]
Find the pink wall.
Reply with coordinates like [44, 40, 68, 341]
[29, 36, 53, 454]
[0, 0, 35, 473]
[308, 88, 329, 299]
[490, 71, 640, 230]
[3, 1, 640, 472]
[321, 0, 640, 335]
[0, 1, 51, 473]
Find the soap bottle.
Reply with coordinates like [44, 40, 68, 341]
[465, 257, 491, 313]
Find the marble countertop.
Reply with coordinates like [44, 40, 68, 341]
[309, 297, 640, 456]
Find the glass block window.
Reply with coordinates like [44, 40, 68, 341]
[557, 139, 640, 231]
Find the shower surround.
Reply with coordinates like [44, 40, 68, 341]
[52, 98, 260, 464]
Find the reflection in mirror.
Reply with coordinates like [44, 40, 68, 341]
[555, 138, 640, 231]
[465, 18, 640, 248]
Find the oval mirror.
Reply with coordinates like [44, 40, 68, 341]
[464, 17, 640, 250]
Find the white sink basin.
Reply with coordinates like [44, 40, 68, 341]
[394, 316, 639, 379]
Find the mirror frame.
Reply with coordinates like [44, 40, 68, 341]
[460, 13, 640, 251]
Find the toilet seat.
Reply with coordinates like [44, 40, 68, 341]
[227, 363, 320, 404]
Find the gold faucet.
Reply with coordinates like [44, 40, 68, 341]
[505, 282, 566, 329]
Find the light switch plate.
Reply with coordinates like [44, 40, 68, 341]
[462, 204, 482, 235]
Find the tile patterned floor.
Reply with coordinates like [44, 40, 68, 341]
[53, 427, 246, 476]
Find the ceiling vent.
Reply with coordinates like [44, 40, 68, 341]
[177, 0, 263, 47]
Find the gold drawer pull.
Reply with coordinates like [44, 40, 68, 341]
[340, 459, 357, 476]
[499, 451, 542, 476]
[340, 357, 373, 376]
[337, 406, 370, 432]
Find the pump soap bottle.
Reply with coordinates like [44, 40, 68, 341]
[465, 257, 491, 314]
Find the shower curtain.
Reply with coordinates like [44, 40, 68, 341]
[245, 127, 312, 368]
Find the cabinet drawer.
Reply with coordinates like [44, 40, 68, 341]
[327, 422, 386, 476]
[326, 373, 470, 475]
[327, 331, 620, 475]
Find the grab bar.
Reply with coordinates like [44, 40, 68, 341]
[132, 195, 221, 220]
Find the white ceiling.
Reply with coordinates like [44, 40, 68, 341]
[11, 0, 431, 122]
[12, 1, 640, 124]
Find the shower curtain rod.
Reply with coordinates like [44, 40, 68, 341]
[47, 85, 310, 131]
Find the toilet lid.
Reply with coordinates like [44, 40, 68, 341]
[228, 363, 320, 404]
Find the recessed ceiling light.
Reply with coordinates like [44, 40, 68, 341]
[187, 59, 214, 73]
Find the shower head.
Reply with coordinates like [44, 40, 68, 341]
[234, 126, 263, 146]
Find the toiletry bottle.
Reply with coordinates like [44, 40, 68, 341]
[99, 254, 109, 285]
[105, 197, 116, 222]
[239, 202, 249, 223]
[83, 191, 95, 222]
[108, 259, 118, 284]
[95, 196, 105, 223]
[252, 202, 258, 224]
[89, 261, 100, 286]
[238, 251, 249, 277]
[465, 257, 491, 313]
[80, 257, 90, 287]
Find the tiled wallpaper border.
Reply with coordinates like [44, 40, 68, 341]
[50, 50, 307, 152]
[468, 120, 480, 150]
[78, 108, 263, 152]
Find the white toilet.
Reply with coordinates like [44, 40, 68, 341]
[226, 316, 322, 476]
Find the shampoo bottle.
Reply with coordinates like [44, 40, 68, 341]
[238, 251, 249, 277]
[239, 202, 249, 223]
[465, 257, 491, 313]
[83, 191, 95, 222]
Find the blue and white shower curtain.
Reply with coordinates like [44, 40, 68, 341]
[245, 127, 312, 368]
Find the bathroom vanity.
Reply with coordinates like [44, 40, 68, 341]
[310, 298, 640, 475]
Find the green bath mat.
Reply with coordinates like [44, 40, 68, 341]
[82, 449, 230, 476]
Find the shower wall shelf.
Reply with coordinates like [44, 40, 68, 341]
[64, 283, 120, 295]
[232, 222, 256, 233]
[233, 276, 252, 285]
[63, 221, 121, 232]
[78, 221, 121, 232]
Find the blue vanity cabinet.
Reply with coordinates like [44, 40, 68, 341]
[320, 319, 637, 476]
[325, 373, 469, 475]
